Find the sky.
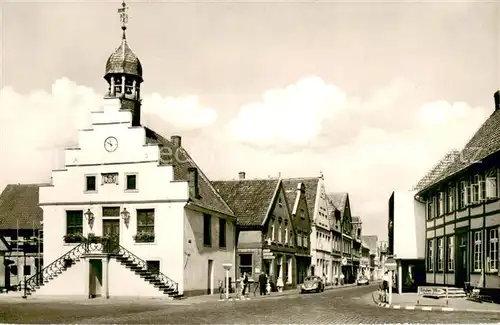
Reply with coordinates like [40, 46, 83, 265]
[1, 0, 500, 241]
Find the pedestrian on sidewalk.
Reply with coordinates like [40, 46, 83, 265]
[242, 272, 249, 297]
[258, 272, 267, 295]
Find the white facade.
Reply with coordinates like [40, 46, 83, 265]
[392, 190, 426, 260]
[310, 179, 334, 284]
[38, 98, 235, 298]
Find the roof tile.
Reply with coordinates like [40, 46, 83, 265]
[212, 179, 279, 226]
[417, 109, 500, 193]
[145, 128, 234, 217]
[0, 184, 44, 230]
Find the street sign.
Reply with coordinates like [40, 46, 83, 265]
[385, 258, 397, 271]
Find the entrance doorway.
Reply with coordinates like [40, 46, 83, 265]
[102, 219, 120, 253]
[88, 259, 103, 298]
[207, 259, 214, 295]
[455, 231, 469, 287]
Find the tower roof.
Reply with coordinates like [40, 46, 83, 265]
[104, 1, 143, 82]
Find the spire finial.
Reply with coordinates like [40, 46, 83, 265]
[118, 0, 129, 39]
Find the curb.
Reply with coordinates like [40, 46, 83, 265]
[375, 302, 500, 313]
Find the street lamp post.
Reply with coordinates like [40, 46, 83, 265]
[222, 263, 232, 301]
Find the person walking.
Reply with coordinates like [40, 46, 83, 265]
[242, 272, 249, 297]
[258, 272, 267, 295]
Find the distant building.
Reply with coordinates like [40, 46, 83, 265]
[0, 184, 44, 292]
[328, 193, 356, 284]
[361, 235, 382, 280]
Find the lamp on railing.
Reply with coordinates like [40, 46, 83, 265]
[84, 209, 95, 230]
[121, 208, 131, 228]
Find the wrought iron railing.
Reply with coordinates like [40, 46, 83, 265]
[21, 237, 178, 295]
[112, 240, 178, 293]
[22, 242, 88, 294]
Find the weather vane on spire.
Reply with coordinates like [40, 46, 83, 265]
[118, 0, 129, 33]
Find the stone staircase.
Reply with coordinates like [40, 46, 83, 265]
[21, 238, 182, 299]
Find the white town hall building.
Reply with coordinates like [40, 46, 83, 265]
[21, 1, 236, 299]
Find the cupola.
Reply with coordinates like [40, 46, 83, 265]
[103, 1, 143, 126]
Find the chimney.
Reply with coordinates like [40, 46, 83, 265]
[495, 91, 500, 111]
[171, 135, 182, 147]
[187, 167, 200, 198]
[238, 172, 246, 180]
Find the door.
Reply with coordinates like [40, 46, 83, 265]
[207, 260, 214, 295]
[455, 232, 469, 287]
[102, 219, 120, 254]
[88, 259, 102, 298]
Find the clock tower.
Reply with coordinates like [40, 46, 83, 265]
[104, 1, 143, 127]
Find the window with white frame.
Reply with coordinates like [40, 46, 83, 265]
[297, 233, 302, 247]
[489, 228, 498, 272]
[285, 225, 289, 244]
[270, 222, 275, 241]
[303, 234, 308, 247]
[427, 239, 434, 271]
[427, 197, 434, 220]
[437, 237, 444, 271]
[472, 175, 481, 204]
[460, 181, 470, 208]
[447, 236, 454, 271]
[486, 169, 498, 199]
[447, 186, 455, 213]
[438, 192, 445, 216]
[474, 231, 482, 272]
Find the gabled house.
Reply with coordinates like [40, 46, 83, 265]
[283, 177, 336, 284]
[282, 179, 313, 284]
[328, 192, 355, 283]
[29, 3, 236, 299]
[213, 173, 299, 291]
[414, 89, 500, 297]
[0, 184, 44, 291]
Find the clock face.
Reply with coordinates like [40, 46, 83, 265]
[104, 136, 118, 152]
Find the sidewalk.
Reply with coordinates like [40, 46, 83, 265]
[182, 282, 363, 305]
[0, 282, 367, 305]
[366, 291, 500, 313]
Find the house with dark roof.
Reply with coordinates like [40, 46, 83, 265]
[282, 177, 338, 285]
[282, 179, 313, 284]
[213, 173, 304, 292]
[328, 192, 357, 283]
[0, 184, 44, 291]
[25, 3, 236, 299]
[414, 90, 500, 296]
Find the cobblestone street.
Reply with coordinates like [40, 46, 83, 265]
[1, 284, 500, 324]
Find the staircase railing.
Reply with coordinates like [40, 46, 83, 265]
[22, 237, 179, 295]
[22, 242, 88, 294]
[110, 238, 179, 293]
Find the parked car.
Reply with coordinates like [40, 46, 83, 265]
[300, 276, 325, 293]
[357, 276, 369, 285]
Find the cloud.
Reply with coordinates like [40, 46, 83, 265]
[0, 77, 217, 189]
[142, 94, 217, 131]
[223, 76, 491, 239]
[227, 76, 348, 151]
